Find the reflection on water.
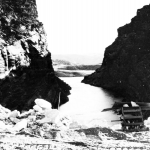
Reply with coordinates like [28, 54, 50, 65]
[60, 77, 121, 127]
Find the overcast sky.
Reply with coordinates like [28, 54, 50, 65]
[36, 0, 150, 55]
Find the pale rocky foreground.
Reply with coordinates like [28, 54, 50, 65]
[0, 99, 150, 150]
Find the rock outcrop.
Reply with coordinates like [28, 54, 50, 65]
[0, 0, 71, 111]
[82, 4, 150, 102]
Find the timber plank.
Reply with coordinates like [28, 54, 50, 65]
[122, 122, 144, 126]
[123, 109, 141, 113]
[124, 115, 143, 119]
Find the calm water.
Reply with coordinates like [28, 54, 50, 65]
[60, 77, 121, 127]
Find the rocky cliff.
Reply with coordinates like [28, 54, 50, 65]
[0, 0, 71, 111]
[82, 4, 150, 102]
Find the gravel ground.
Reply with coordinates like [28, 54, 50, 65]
[0, 127, 150, 150]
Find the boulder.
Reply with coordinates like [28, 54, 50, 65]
[33, 105, 43, 113]
[35, 98, 52, 110]
[37, 109, 60, 124]
[9, 117, 20, 124]
[7, 110, 20, 118]
[12, 119, 28, 132]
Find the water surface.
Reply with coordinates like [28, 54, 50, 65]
[60, 77, 121, 127]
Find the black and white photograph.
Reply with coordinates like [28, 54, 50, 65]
[0, 0, 150, 149]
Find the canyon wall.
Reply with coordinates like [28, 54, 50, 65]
[82, 4, 150, 102]
[0, 0, 71, 111]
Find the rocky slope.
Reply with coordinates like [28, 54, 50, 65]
[0, 0, 71, 111]
[82, 4, 150, 103]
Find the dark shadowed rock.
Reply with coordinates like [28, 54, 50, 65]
[0, 0, 71, 111]
[82, 4, 150, 103]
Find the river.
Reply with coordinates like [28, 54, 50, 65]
[60, 76, 121, 128]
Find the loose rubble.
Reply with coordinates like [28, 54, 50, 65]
[0, 98, 72, 133]
[0, 98, 149, 149]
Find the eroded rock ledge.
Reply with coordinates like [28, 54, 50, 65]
[82, 4, 150, 102]
[0, 0, 71, 111]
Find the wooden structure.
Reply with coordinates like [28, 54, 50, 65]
[121, 106, 145, 132]
[103, 102, 150, 132]
[102, 102, 150, 112]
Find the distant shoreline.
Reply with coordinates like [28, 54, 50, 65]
[55, 70, 94, 77]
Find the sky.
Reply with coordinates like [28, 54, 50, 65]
[36, 0, 150, 55]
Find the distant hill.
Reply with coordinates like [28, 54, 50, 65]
[52, 57, 100, 77]
[59, 65, 101, 70]
[52, 59, 71, 66]
[51, 54, 103, 65]
[52, 58, 101, 71]
[55, 71, 85, 77]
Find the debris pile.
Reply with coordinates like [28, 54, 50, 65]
[0, 98, 72, 137]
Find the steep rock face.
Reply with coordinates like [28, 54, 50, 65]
[82, 4, 150, 102]
[0, 0, 71, 111]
